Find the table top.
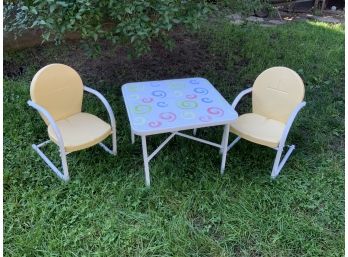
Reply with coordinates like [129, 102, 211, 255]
[121, 77, 238, 135]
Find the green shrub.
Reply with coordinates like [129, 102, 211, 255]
[4, 0, 212, 56]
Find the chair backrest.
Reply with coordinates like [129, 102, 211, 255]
[30, 64, 84, 125]
[252, 67, 304, 123]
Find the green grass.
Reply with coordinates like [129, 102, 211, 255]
[4, 21, 344, 256]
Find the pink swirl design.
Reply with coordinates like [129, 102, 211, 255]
[186, 94, 197, 99]
[148, 121, 162, 128]
[207, 107, 224, 117]
[142, 97, 154, 103]
[199, 115, 212, 122]
[159, 112, 177, 122]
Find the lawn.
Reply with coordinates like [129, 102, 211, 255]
[4, 20, 344, 256]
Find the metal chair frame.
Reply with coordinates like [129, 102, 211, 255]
[28, 86, 117, 181]
[227, 87, 306, 178]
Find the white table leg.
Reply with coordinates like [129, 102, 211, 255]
[131, 130, 135, 144]
[141, 135, 151, 186]
[220, 124, 230, 175]
[219, 127, 227, 155]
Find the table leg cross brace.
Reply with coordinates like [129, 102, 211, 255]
[147, 131, 223, 162]
[140, 126, 230, 186]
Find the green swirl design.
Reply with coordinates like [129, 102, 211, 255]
[127, 84, 143, 92]
[177, 100, 198, 109]
[168, 82, 186, 90]
[134, 104, 152, 114]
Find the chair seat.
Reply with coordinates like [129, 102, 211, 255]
[230, 113, 285, 148]
[48, 112, 112, 152]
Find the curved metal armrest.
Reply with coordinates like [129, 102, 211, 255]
[83, 86, 116, 129]
[231, 87, 252, 110]
[27, 100, 65, 148]
[279, 101, 307, 147]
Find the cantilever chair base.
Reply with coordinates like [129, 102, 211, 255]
[31, 138, 116, 181]
[32, 140, 70, 181]
[226, 136, 296, 179]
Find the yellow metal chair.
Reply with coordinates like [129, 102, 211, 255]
[28, 64, 117, 181]
[227, 67, 306, 178]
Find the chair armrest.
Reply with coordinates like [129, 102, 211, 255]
[231, 87, 252, 110]
[279, 101, 307, 147]
[27, 100, 65, 148]
[83, 86, 116, 131]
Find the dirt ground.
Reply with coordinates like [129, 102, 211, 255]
[279, 9, 345, 23]
[4, 28, 233, 90]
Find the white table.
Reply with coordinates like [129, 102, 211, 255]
[122, 77, 238, 186]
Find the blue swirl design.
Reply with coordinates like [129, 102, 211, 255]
[152, 90, 167, 98]
[194, 87, 209, 95]
[157, 101, 168, 108]
[189, 79, 200, 84]
[201, 97, 213, 103]
[150, 82, 161, 87]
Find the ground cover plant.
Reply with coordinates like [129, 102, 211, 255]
[4, 19, 344, 256]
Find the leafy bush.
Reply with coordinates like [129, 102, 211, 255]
[4, 0, 212, 56]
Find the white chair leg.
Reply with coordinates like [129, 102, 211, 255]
[271, 145, 295, 179]
[193, 128, 197, 136]
[112, 128, 117, 155]
[99, 128, 117, 155]
[32, 142, 70, 181]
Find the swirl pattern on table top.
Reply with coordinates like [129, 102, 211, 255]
[133, 117, 146, 125]
[142, 97, 154, 103]
[186, 94, 197, 99]
[148, 121, 162, 128]
[177, 100, 198, 109]
[152, 90, 167, 98]
[157, 101, 168, 108]
[181, 111, 196, 120]
[207, 107, 224, 117]
[159, 112, 177, 122]
[122, 78, 236, 131]
[194, 87, 209, 95]
[201, 97, 213, 103]
[134, 104, 152, 114]
[199, 115, 213, 122]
